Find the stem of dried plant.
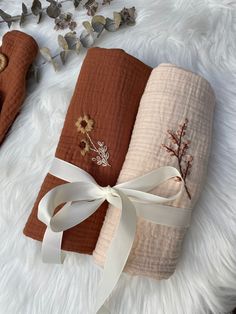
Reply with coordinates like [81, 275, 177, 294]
[0, 0, 71, 24]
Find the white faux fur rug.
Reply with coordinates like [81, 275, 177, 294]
[0, 0, 236, 313]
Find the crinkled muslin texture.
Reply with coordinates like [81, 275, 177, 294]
[93, 63, 215, 279]
[23, 47, 151, 254]
[0, 30, 38, 144]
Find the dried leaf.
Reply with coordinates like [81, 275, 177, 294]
[46, 1, 61, 19]
[80, 29, 94, 48]
[64, 31, 78, 49]
[31, 0, 43, 23]
[92, 15, 106, 25]
[58, 34, 69, 50]
[69, 21, 77, 31]
[84, 0, 98, 16]
[31, 0, 42, 16]
[0, 9, 12, 28]
[60, 50, 68, 65]
[119, 7, 136, 26]
[75, 41, 81, 54]
[20, 14, 25, 26]
[102, 0, 112, 4]
[73, 0, 82, 8]
[64, 32, 80, 53]
[51, 59, 60, 72]
[34, 66, 40, 82]
[27, 64, 40, 83]
[40, 47, 59, 70]
[82, 21, 93, 33]
[92, 15, 106, 37]
[104, 17, 116, 32]
[54, 13, 77, 31]
[20, 3, 28, 26]
[22, 3, 28, 15]
[92, 22, 104, 37]
[40, 47, 53, 62]
[113, 12, 121, 28]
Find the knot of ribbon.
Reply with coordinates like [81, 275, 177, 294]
[38, 158, 191, 314]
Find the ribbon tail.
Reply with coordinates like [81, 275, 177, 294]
[42, 227, 64, 264]
[41, 201, 72, 264]
[94, 190, 137, 313]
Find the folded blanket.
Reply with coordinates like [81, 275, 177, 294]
[0, 30, 38, 144]
[24, 47, 151, 254]
[93, 63, 215, 279]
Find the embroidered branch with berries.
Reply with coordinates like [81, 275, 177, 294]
[75, 114, 111, 167]
[162, 118, 193, 200]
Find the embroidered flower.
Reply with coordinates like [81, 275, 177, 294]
[79, 139, 90, 156]
[162, 118, 193, 200]
[75, 114, 111, 167]
[75, 115, 94, 134]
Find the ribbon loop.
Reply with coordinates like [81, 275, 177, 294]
[38, 157, 191, 313]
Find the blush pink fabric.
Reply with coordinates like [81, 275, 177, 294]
[93, 63, 215, 280]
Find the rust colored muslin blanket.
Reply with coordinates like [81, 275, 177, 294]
[0, 30, 38, 144]
[93, 63, 215, 279]
[23, 47, 151, 254]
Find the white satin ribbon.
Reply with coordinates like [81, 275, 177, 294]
[38, 158, 191, 313]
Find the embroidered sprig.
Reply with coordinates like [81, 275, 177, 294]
[162, 118, 193, 200]
[75, 115, 111, 167]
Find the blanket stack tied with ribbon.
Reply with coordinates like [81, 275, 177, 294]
[0, 30, 38, 145]
[93, 63, 215, 280]
[23, 47, 152, 256]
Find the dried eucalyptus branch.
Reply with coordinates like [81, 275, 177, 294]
[0, 0, 72, 26]
[0, 0, 114, 27]
[33, 7, 136, 78]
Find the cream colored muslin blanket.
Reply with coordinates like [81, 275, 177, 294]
[93, 63, 215, 280]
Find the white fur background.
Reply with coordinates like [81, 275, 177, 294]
[0, 0, 236, 313]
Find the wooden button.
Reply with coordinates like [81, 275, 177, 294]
[0, 53, 7, 72]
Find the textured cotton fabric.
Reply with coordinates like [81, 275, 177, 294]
[0, 30, 38, 144]
[93, 63, 215, 279]
[24, 47, 151, 254]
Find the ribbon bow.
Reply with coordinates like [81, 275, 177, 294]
[38, 158, 191, 314]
